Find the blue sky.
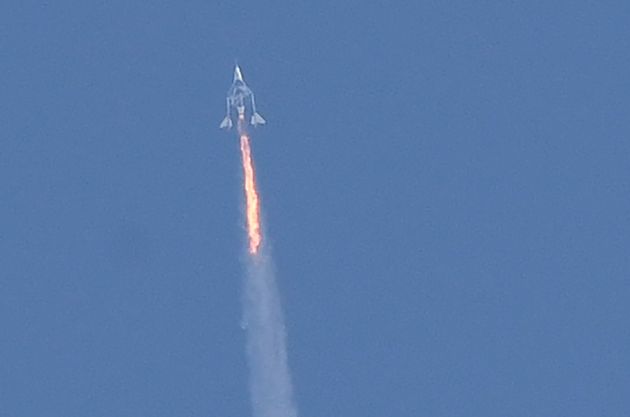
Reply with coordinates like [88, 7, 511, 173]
[2, 1, 629, 416]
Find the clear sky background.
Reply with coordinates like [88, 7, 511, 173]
[2, 1, 629, 416]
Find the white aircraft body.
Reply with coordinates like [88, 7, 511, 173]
[220, 65, 266, 134]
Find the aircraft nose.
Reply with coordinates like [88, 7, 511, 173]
[234, 65, 244, 82]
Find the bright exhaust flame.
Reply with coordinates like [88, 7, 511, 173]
[237, 132, 298, 417]
[240, 134, 262, 255]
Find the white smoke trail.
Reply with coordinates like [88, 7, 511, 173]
[242, 249, 298, 417]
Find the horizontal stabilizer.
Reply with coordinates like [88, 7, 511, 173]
[251, 113, 266, 126]
[220, 117, 233, 129]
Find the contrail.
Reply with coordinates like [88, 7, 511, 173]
[239, 133, 298, 417]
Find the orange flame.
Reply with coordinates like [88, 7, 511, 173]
[240, 134, 262, 255]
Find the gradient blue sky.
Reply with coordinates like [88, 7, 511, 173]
[2, 1, 629, 416]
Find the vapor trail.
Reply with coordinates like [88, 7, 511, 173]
[239, 133, 298, 417]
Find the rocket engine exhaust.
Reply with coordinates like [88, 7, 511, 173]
[238, 133, 298, 417]
[240, 134, 262, 255]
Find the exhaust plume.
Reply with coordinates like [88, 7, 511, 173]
[240, 135, 262, 255]
[239, 133, 298, 417]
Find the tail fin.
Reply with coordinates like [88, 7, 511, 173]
[220, 116, 233, 129]
[251, 113, 266, 126]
